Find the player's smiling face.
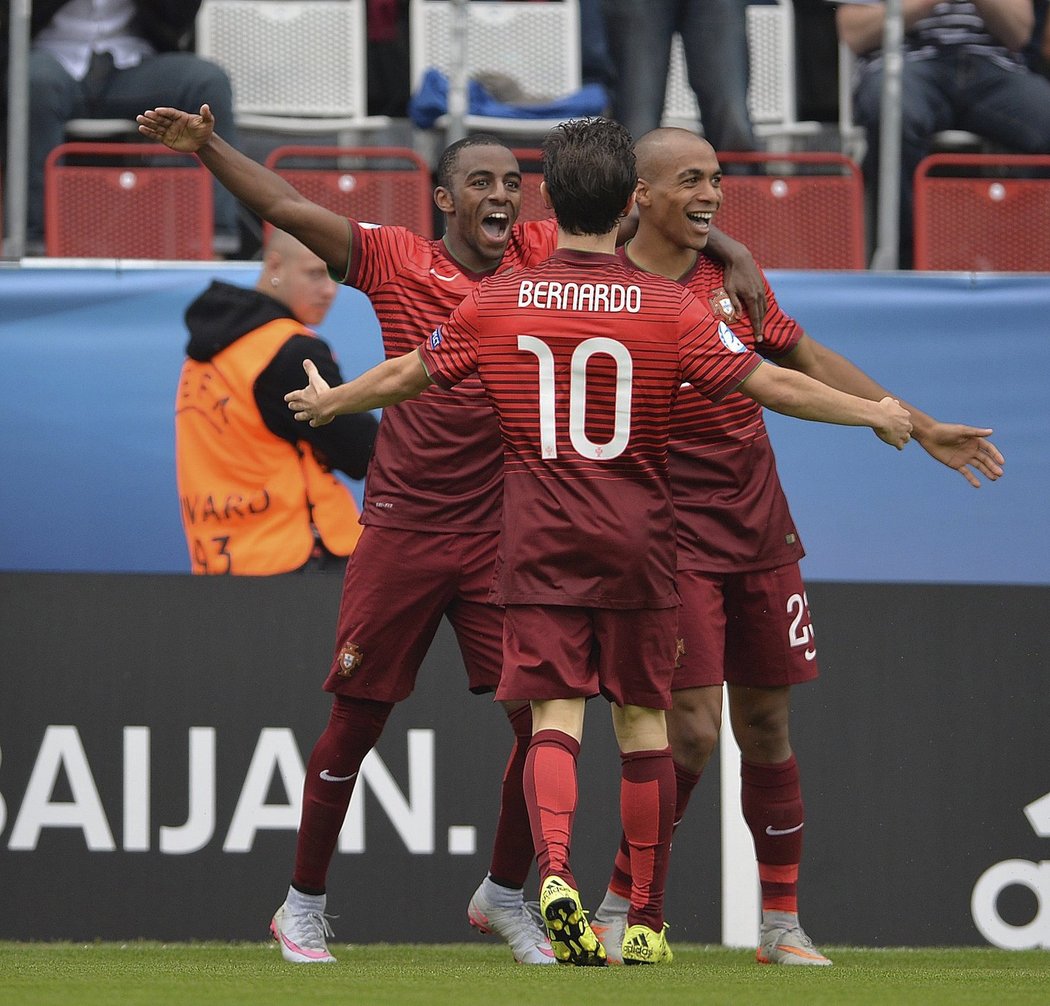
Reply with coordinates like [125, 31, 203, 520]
[640, 136, 723, 252]
[438, 144, 522, 271]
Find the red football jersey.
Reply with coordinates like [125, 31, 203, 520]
[619, 247, 808, 572]
[418, 249, 761, 608]
[344, 218, 558, 531]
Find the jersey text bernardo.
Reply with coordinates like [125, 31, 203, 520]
[517, 279, 642, 313]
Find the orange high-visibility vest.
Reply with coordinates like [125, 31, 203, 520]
[175, 318, 363, 574]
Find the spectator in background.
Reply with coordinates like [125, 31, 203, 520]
[794, 0, 842, 123]
[366, 0, 410, 117]
[602, 0, 758, 152]
[579, 0, 616, 95]
[1025, 0, 1050, 76]
[176, 229, 378, 575]
[836, 0, 1050, 267]
[0, 1, 241, 254]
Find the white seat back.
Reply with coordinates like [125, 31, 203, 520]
[409, 0, 581, 101]
[408, 0, 584, 152]
[196, 0, 389, 134]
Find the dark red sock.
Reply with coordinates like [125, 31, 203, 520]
[292, 695, 393, 893]
[486, 703, 535, 889]
[609, 759, 702, 900]
[741, 754, 804, 913]
[620, 747, 676, 931]
[523, 729, 580, 889]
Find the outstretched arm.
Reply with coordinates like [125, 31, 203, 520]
[286, 356, 433, 427]
[780, 334, 1005, 486]
[137, 104, 352, 273]
[738, 361, 913, 449]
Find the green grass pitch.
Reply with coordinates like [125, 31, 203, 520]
[2, 942, 1049, 1006]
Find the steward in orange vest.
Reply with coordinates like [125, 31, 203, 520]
[176, 232, 377, 574]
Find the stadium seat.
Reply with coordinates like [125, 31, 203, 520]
[409, 0, 583, 141]
[264, 146, 435, 237]
[510, 148, 553, 224]
[195, 0, 391, 143]
[913, 154, 1050, 272]
[64, 119, 139, 141]
[662, 1, 823, 150]
[714, 151, 866, 270]
[44, 142, 213, 259]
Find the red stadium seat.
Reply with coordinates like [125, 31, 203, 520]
[913, 154, 1050, 272]
[264, 145, 435, 238]
[44, 142, 214, 259]
[713, 152, 866, 270]
[511, 148, 552, 224]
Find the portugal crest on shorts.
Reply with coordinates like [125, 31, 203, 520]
[708, 287, 737, 323]
[336, 641, 364, 677]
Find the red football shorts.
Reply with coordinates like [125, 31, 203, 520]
[496, 604, 679, 710]
[674, 564, 819, 690]
[323, 525, 503, 703]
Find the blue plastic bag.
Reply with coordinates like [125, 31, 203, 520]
[409, 67, 608, 129]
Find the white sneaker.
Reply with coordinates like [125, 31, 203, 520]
[757, 922, 832, 966]
[591, 900, 628, 966]
[467, 879, 556, 965]
[270, 902, 337, 964]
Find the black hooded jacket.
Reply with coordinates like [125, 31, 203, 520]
[183, 280, 377, 481]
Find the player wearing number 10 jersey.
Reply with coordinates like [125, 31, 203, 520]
[285, 117, 912, 965]
[419, 244, 759, 970]
[420, 249, 757, 612]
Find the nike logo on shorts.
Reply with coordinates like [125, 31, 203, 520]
[319, 769, 358, 783]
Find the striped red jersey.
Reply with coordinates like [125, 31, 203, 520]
[343, 218, 558, 531]
[619, 247, 807, 572]
[418, 249, 760, 609]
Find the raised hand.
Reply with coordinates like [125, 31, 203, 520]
[136, 104, 216, 153]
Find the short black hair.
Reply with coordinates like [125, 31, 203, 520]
[435, 134, 512, 190]
[541, 118, 636, 235]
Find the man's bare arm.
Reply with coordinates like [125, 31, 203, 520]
[780, 333, 1004, 486]
[705, 226, 768, 340]
[738, 360, 913, 448]
[286, 356, 433, 427]
[138, 104, 352, 273]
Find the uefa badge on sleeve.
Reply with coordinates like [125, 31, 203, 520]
[717, 321, 748, 354]
[336, 641, 364, 678]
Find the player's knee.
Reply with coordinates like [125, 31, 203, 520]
[734, 712, 791, 763]
[667, 707, 719, 773]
